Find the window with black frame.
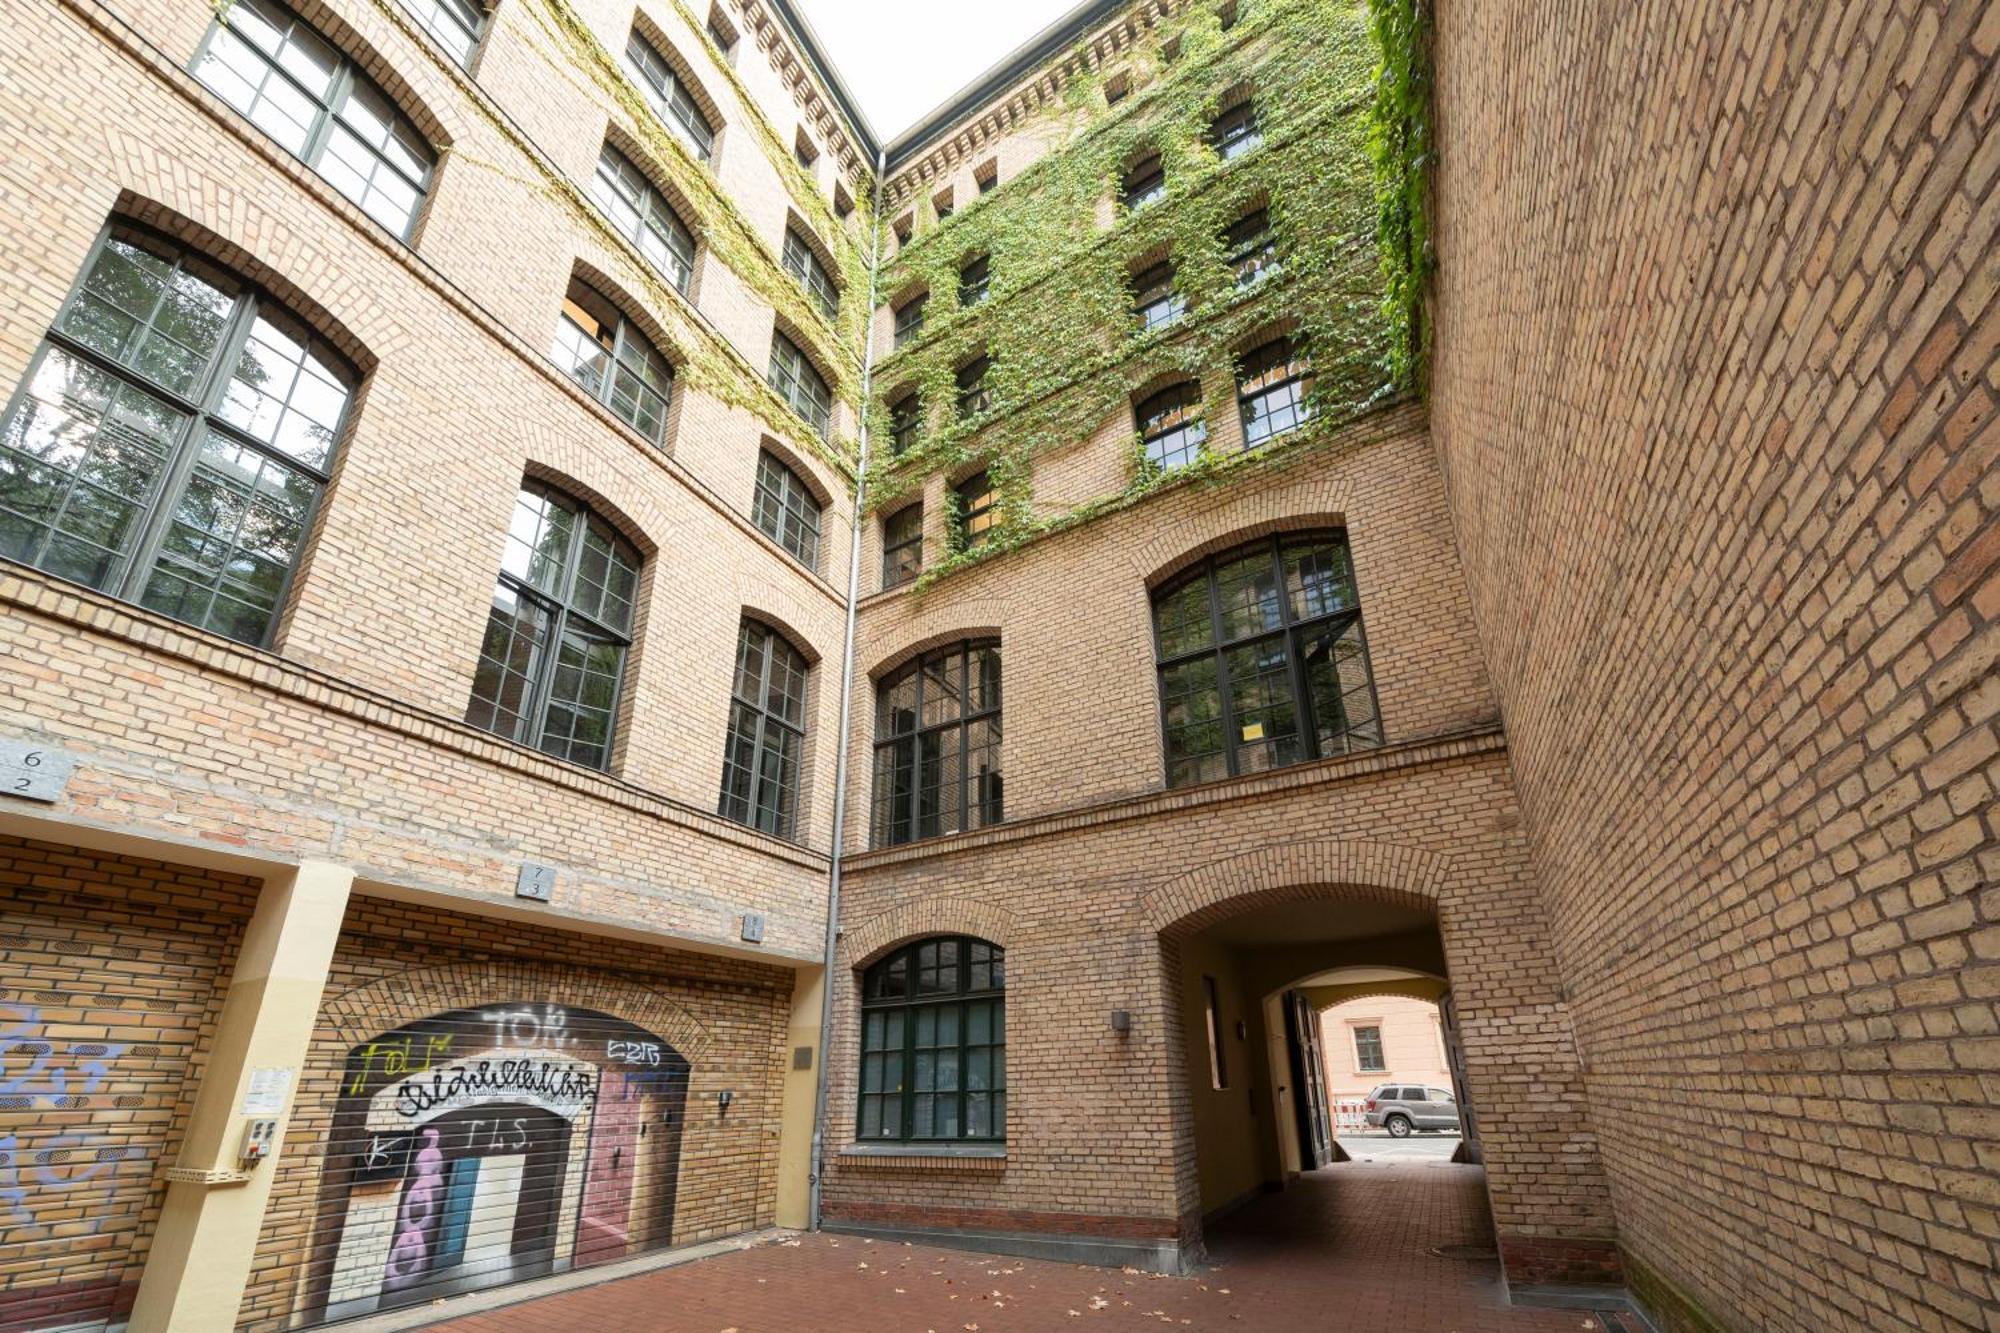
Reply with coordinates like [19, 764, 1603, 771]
[957, 255, 991, 308]
[889, 392, 922, 455]
[881, 503, 922, 589]
[467, 481, 640, 771]
[0, 224, 355, 648]
[1122, 152, 1166, 210]
[1353, 1024, 1386, 1072]
[193, 0, 435, 238]
[1222, 207, 1277, 288]
[717, 618, 808, 839]
[751, 449, 821, 569]
[955, 355, 992, 420]
[857, 937, 1006, 1143]
[551, 280, 674, 443]
[871, 641, 1002, 846]
[1136, 381, 1207, 472]
[781, 227, 840, 320]
[395, 0, 486, 68]
[767, 333, 833, 437]
[1151, 532, 1381, 787]
[1133, 260, 1186, 333]
[954, 470, 995, 550]
[1237, 334, 1312, 446]
[591, 144, 697, 296]
[624, 30, 716, 162]
[893, 292, 926, 348]
[1209, 100, 1262, 160]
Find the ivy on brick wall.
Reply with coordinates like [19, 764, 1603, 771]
[858, 0, 1428, 591]
[1366, 0, 1433, 391]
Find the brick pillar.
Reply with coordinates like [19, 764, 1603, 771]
[127, 861, 354, 1332]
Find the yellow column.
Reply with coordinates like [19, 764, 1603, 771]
[773, 964, 825, 1229]
[128, 861, 354, 1332]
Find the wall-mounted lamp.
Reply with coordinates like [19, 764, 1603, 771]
[1109, 1009, 1131, 1035]
[717, 1089, 734, 1117]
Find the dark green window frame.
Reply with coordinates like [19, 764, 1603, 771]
[395, 0, 487, 69]
[857, 936, 1006, 1144]
[751, 448, 822, 570]
[953, 469, 995, 550]
[624, 29, 716, 162]
[893, 293, 927, 348]
[881, 503, 922, 589]
[781, 227, 840, 320]
[1137, 381, 1207, 472]
[870, 640, 1003, 847]
[889, 391, 922, 455]
[955, 354, 992, 421]
[591, 143, 697, 296]
[767, 333, 833, 438]
[717, 617, 809, 839]
[551, 280, 674, 444]
[1122, 152, 1166, 210]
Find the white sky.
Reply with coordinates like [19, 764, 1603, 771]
[796, 0, 1084, 142]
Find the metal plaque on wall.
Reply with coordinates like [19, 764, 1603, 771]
[0, 741, 74, 805]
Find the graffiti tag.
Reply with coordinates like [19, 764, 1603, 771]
[605, 1040, 662, 1066]
[0, 1003, 129, 1104]
[392, 1058, 597, 1120]
[345, 1033, 454, 1097]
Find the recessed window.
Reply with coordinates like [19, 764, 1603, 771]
[933, 188, 954, 222]
[751, 448, 822, 569]
[782, 227, 840, 320]
[871, 642, 1003, 846]
[194, 0, 435, 238]
[467, 481, 640, 771]
[1218, 0, 1240, 31]
[794, 130, 819, 171]
[551, 280, 673, 443]
[881, 503, 922, 589]
[1133, 259, 1186, 332]
[889, 392, 922, 455]
[858, 937, 1006, 1142]
[834, 183, 855, 219]
[1210, 100, 1262, 160]
[958, 254, 991, 307]
[892, 293, 927, 348]
[625, 30, 716, 162]
[0, 224, 354, 647]
[955, 354, 992, 421]
[1203, 976, 1229, 1089]
[1122, 153, 1165, 210]
[395, 0, 486, 69]
[718, 618, 808, 839]
[706, 4, 739, 62]
[1136, 381, 1207, 472]
[767, 332, 833, 438]
[893, 214, 914, 246]
[954, 469, 995, 550]
[1152, 532, 1381, 787]
[1104, 72, 1131, 106]
[1353, 1024, 1385, 1072]
[1223, 206, 1278, 288]
[1237, 334, 1313, 446]
[975, 160, 999, 195]
[591, 143, 697, 295]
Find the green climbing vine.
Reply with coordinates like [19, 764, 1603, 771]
[1366, 0, 1433, 392]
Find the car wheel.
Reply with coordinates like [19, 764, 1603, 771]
[1385, 1114, 1413, 1138]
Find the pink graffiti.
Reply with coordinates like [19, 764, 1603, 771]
[383, 1127, 444, 1288]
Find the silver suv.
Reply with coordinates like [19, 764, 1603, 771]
[1363, 1084, 1461, 1136]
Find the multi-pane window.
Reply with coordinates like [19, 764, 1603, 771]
[1223, 207, 1277, 288]
[396, 0, 485, 69]
[0, 225, 353, 648]
[857, 937, 1006, 1143]
[591, 144, 697, 296]
[893, 293, 927, 348]
[933, 190, 954, 222]
[194, 0, 435, 238]
[717, 618, 808, 839]
[1133, 260, 1186, 333]
[954, 471, 995, 552]
[889, 392, 922, 455]
[1237, 335, 1313, 446]
[767, 333, 833, 438]
[625, 30, 716, 162]
[751, 449, 822, 569]
[871, 641, 1003, 847]
[551, 280, 673, 443]
[1353, 1024, 1386, 1072]
[467, 482, 640, 771]
[1151, 532, 1381, 787]
[958, 255, 990, 308]
[1209, 100, 1263, 160]
[782, 228, 840, 320]
[882, 504, 922, 589]
[1136, 381, 1207, 472]
[955, 355, 992, 421]
[1123, 152, 1166, 210]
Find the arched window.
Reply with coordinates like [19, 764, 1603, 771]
[858, 937, 1006, 1143]
[872, 640, 1002, 846]
[591, 144, 697, 296]
[1136, 381, 1207, 472]
[194, 0, 436, 238]
[1222, 207, 1276, 288]
[625, 30, 716, 162]
[1133, 259, 1185, 332]
[396, 0, 487, 69]
[467, 481, 640, 771]
[1152, 532, 1381, 787]
[717, 618, 808, 839]
[1122, 152, 1165, 210]
[1209, 99, 1262, 160]
[767, 333, 832, 438]
[1237, 334, 1312, 446]
[751, 449, 822, 569]
[0, 223, 355, 647]
[551, 279, 674, 443]
[781, 227, 840, 320]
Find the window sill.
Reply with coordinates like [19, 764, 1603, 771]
[837, 1144, 1007, 1171]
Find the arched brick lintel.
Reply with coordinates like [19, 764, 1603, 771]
[838, 896, 1018, 971]
[1142, 839, 1452, 938]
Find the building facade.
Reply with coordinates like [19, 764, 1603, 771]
[0, 0, 1992, 1331]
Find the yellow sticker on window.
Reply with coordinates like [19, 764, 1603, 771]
[1240, 722, 1265, 741]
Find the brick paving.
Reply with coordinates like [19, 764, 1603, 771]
[430, 1164, 1599, 1332]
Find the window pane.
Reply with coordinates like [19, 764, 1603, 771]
[1160, 656, 1227, 787]
[1300, 617, 1382, 755]
[625, 32, 715, 161]
[1214, 547, 1284, 642]
[752, 451, 822, 567]
[466, 582, 552, 743]
[396, 0, 483, 68]
[538, 625, 625, 768]
[591, 147, 696, 296]
[1153, 573, 1214, 658]
[58, 237, 236, 397]
[1286, 537, 1355, 621]
[1225, 637, 1301, 773]
[219, 315, 350, 469]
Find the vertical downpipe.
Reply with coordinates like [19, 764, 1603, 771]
[809, 147, 889, 1233]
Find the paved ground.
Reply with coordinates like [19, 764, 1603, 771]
[1336, 1131, 1462, 1163]
[426, 1162, 1604, 1333]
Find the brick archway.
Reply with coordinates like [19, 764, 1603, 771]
[838, 895, 1018, 970]
[1142, 839, 1452, 938]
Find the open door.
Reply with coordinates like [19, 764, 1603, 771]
[1437, 990, 1483, 1164]
[1284, 990, 1334, 1170]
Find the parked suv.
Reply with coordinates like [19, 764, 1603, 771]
[1363, 1084, 1461, 1136]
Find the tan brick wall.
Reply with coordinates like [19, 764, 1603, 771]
[1429, 0, 1999, 1327]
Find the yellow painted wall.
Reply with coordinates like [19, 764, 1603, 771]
[1175, 938, 1278, 1216]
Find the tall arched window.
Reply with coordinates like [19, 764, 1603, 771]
[858, 937, 1006, 1144]
[194, 0, 436, 238]
[591, 144, 698, 296]
[625, 30, 716, 162]
[467, 481, 640, 771]
[551, 279, 674, 444]
[717, 618, 809, 839]
[0, 223, 355, 647]
[871, 641, 1002, 847]
[1152, 532, 1381, 787]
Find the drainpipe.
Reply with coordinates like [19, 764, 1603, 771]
[809, 146, 889, 1233]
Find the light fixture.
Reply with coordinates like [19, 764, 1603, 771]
[1110, 1009, 1131, 1034]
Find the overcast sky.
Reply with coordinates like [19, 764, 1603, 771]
[797, 0, 1083, 141]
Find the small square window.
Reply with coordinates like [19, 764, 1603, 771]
[1105, 72, 1131, 106]
[707, 4, 739, 60]
[795, 130, 819, 172]
[958, 254, 991, 307]
[955, 469, 995, 550]
[975, 160, 999, 195]
[933, 188, 954, 221]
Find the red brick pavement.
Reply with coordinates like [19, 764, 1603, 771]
[428, 1163, 1607, 1332]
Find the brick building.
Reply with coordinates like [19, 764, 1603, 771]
[0, 1, 1991, 1332]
